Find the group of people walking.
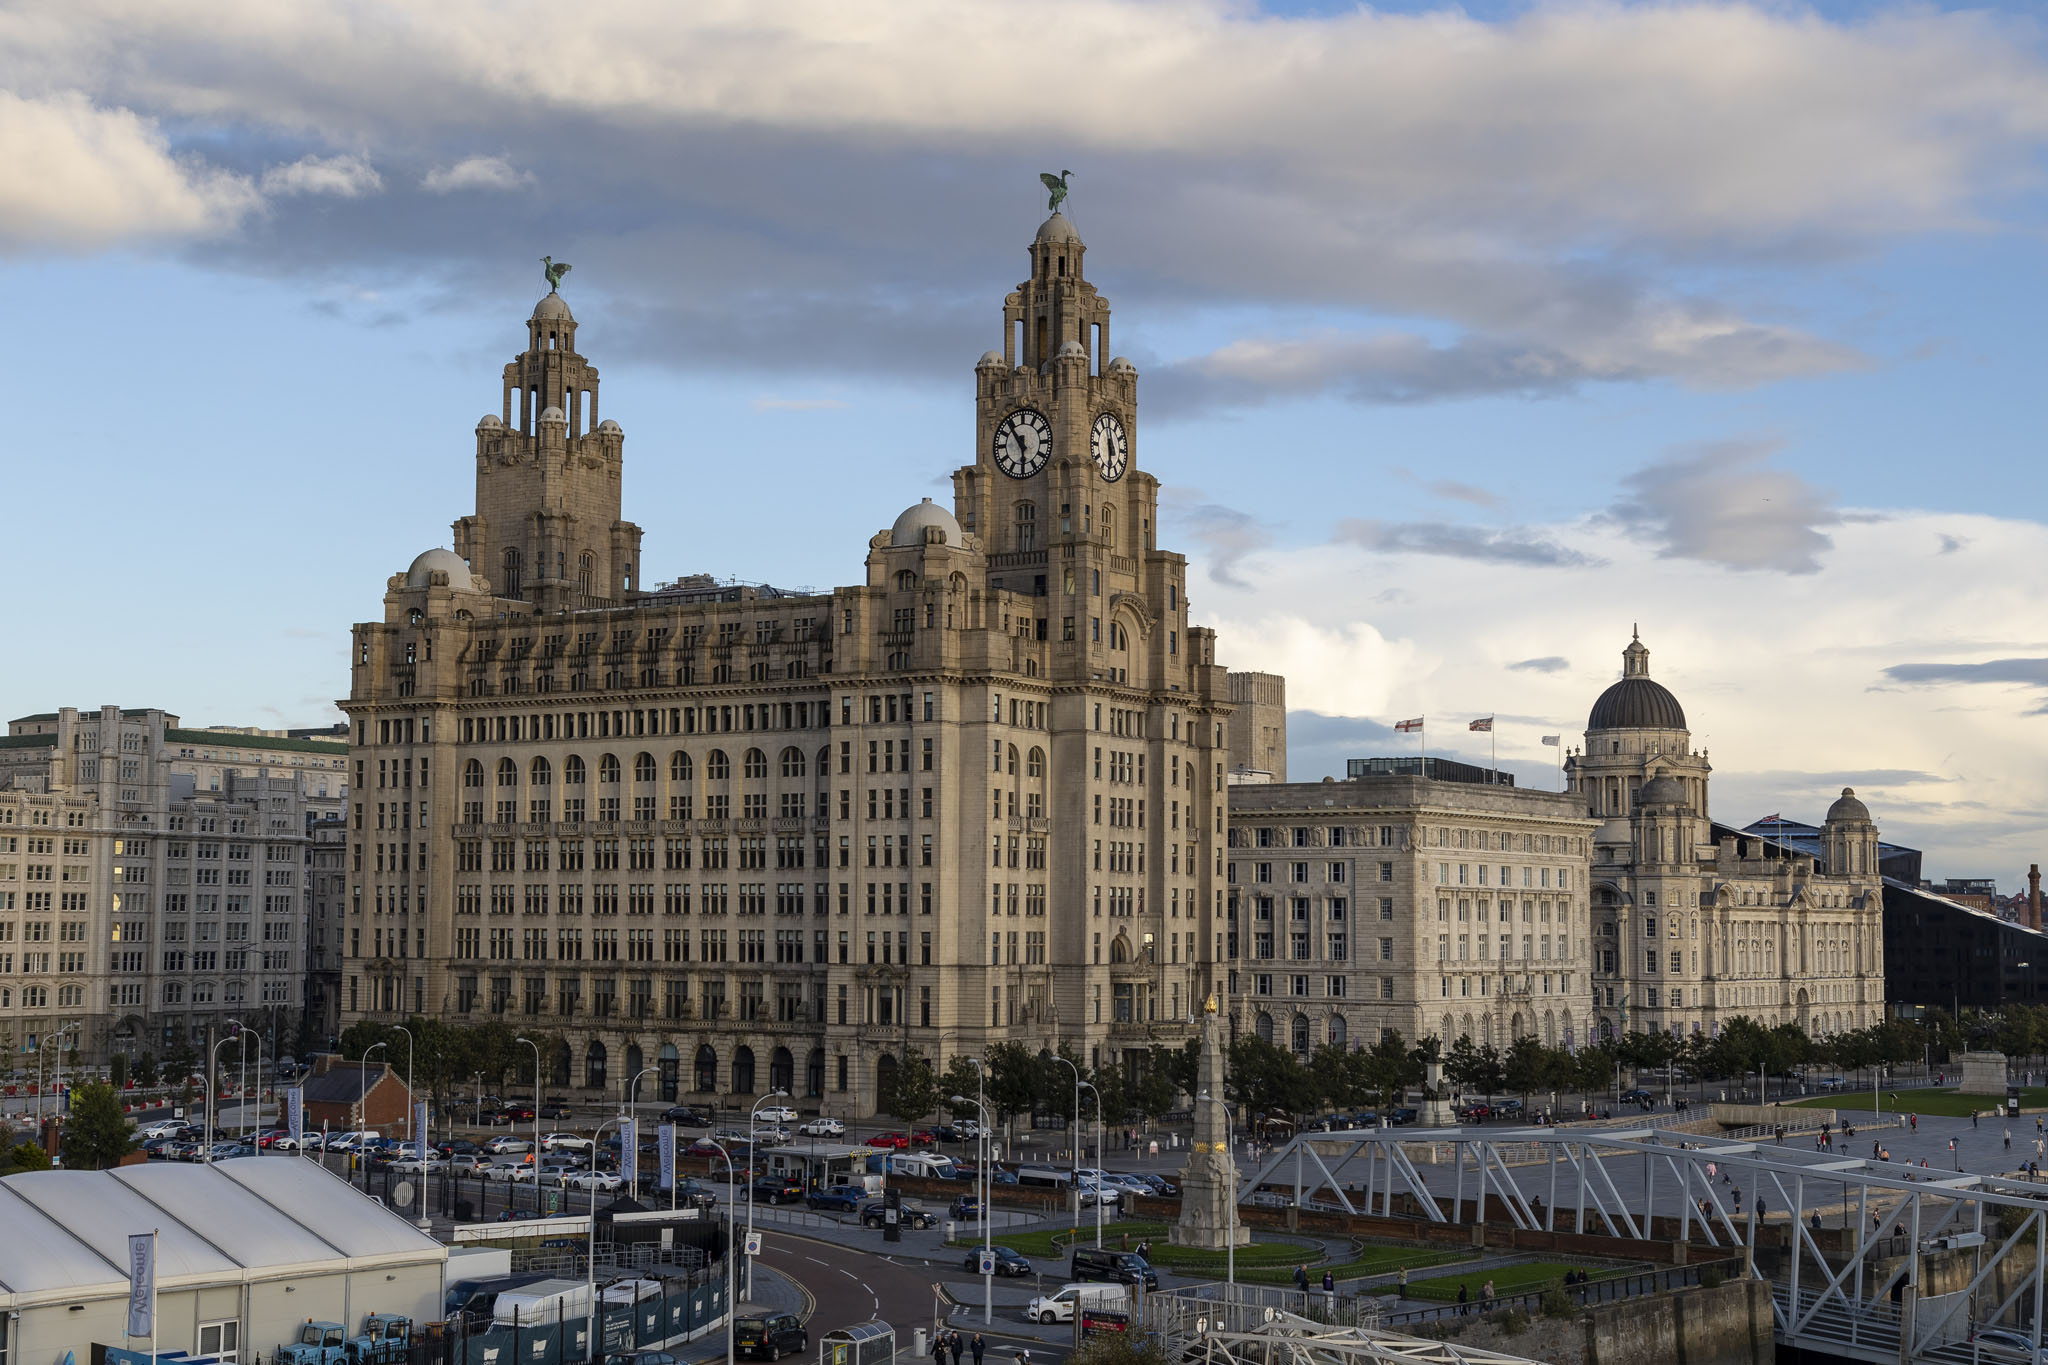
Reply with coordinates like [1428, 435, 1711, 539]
[929, 1330, 984, 1365]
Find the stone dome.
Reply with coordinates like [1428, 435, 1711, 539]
[1057, 339, 1086, 359]
[1035, 212, 1082, 244]
[977, 350, 1004, 369]
[890, 498, 962, 549]
[539, 405, 566, 423]
[1639, 774, 1689, 808]
[1826, 787, 1871, 823]
[405, 547, 476, 591]
[532, 292, 574, 321]
[1106, 356, 1137, 375]
[1587, 630, 1686, 731]
[477, 413, 503, 430]
[597, 418, 622, 433]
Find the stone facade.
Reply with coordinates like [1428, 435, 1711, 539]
[1569, 632, 1885, 1040]
[1225, 672, 1287, 782]
[0, 706, 346, 1066]
[1224, 774, 1596, 1054]
[339, 212, 1242, 1115]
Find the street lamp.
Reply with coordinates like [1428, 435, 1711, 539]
[359, 1041, 388, 1190]
[516, 1036, 544, 1216]
[35, 1023, 79, 1132]
[206, 1034, 246, 1160]
[1043, 1051, 1083, 1236]
[745, 1090, 791, 1298]
[701, 1138, 741, 1365]
[627, 1067, 660, 1202]
[226, 1021, 266, 1143]
[389, 1023, 416, 1142]
[1198, 1091, 1236, 1295]
[1078, 1081, 1104, 1250]
[587, 1115, 625, 1357]
[953, 1093, 996, 1325]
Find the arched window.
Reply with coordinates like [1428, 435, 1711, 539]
[625, 1043, 645, 1094]
[1102, 506, 1115, 549]
[598, 753, 621, 784]
[896, 570, 918, 591]
[1109, 935, 1130, 964]
[743, 748, 767, 780]
[502, 546, 523, 600]
[530, 757, 552, 786]
[780, 747, 807, 778]
[805, 1048, 825, 1098]
[496, 758, 517, 787]
[578, 551, 594, 598]
[1328, 1015, 1348, 1048]
[564, 755, 586, 785]
[707, 750, 731, 780]
[584, 1041, 608, 1091]
[1015, 502, 1037, 552]
[463, 759, 484, 788]
[1291, 1015, 1311, 1056]
[694, 1045, 718, 1093]
[1006, 745, 1018, 776]
[658, 1043, 680, 1102]
[671, 751, 693, 782]
[634, 752, 656, 784]
[1027, 747, 1045, 779]
[817, 748, 831, 783]
[1255, 1012, 1275, 1044]
[770, 1047, 794, 1094]
[733, 1046, 757, 1095]
[876, 1052, 898, 1101]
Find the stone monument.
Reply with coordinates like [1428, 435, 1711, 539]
[1174, 995, 1250, 1248]
[1957, 1050, 2011, 1100]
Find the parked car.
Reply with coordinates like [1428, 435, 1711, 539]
[1620, 1088, 1654, 1106]
[140, 1120, 186, 1141]
[733, 1313, 807, 1361]
[485, 1136, 534, 1155]
[674, 1178, 720, 1210]
[805, 1185, 864, 1212]
[963, 1245, 1033, 1277]
[867, 1131, 912, 1150]
[909, 1129, 942, 1147]
[1071, 1246, 1158, 1290]
[662, 1105, 712, 1126]
[388, 1154, 447, 1174]
[1025, 1283, 1131, 1325]
[543, 1132, 595, 1152]
[859, 1200, 937, 1229]
[949, 1195, 983, 1221]
[797, 1117, 845, 1137]
[711, 1128, 752, 1146]
[502, 1104, 537, 1122]
[450, 1153, 494, 1173]
[538, 1102, 573, 1120]
[953, 1118, 982, 1138]
[751, 1176, 804, 1205]
[607, 1354, 682, 1365]
[566, 1170, 625, 1192]
[756, 1105, 798, 1123]
[1388, 1107, 1419, 1126]
[753, 1126, 792, 1147]
[1128, 1172, 1178, 1197]
[435, 1138, 482, 1158]
[1970, 1329, 2042, 1362]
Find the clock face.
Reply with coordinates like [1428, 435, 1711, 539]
[992, 409, 1052, 478]
[1090, 412, 1129, 481]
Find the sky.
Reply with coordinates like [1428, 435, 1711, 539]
[2, 0, 2046, 885]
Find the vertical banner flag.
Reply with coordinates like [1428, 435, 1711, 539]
[414, 1101, 428, 1164]
[287, 1086, 303, 1146]
[126, 1232, 154, 1337]
[659, 1122, 676, 1190]
[623, 1117, 637, 1174]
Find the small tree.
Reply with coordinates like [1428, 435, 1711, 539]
[6, 1141, 52, 1174]
[879, 1050, 943, 1127]
[134, 1051, 160, 1088]
[110, 1054, 129, 1090]
[63, 1081, 139, 1170]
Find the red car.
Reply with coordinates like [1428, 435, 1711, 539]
[910, 1129, 943, 1147]
[255, 1129, 293, 1149]
[502, 1104, 536, 1122]
[868, 1132, 912, 1150]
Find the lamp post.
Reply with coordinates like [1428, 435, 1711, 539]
[587, 1115, 625, 1357]
[205, 1034, 245, 1161]
[1079, 1081, 1103, 1249]
[1045, 1051, 1082, 1235]
[745, 1090, 791, 1299]
[35, 1023, 78, 1131]
[702, 1138, 741, 1365]
[516, 1036, 544, 1216]
[626, 1066, 660, 1202]
[359, 1041, 387, 1190]
[389, 1023, 416, 1142]
[227, 1022, 266, 1143]
[952, 1093, 996, 1324]
[1199, 1091, 1236, 1294]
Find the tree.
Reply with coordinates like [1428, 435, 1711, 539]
[939, 1056, 985, 1118]
[1130, 1063, 1177, 1122]
[983, 1042, 1044, 1124]
[1227, 1033, 1315, 1120]
[1153, 1040, 1200, 1102]
[133, 1051, 159, 1088]
[110, 1053, 129, 1090]
[5, 1141, 51, 1174]
[1501, 1037, 1553, 1101]
[878, 1050, 942, 1126]
[1360, 1030, 1420, 1109]
[62, 1081, 138, 1170]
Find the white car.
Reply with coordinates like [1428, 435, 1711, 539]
[140, 1121, 185, 1141]
[1024, 1284, 1130, 1325]
[798, 1117, 845, 1137]
[388, 1155, 447, 1174]
[566, 1170, 624, 1192]
[543, 1132, 594, 1152]
[485, 1136, 533, 1155]
[755, 1125, 792, 1146]
[955, 1119, 982, 1138]
[757, 1105, 798, 1123]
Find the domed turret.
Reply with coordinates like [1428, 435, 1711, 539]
[891, 497, 963, 548]
[1035, 212, 1082, 244]
[532, 292, 574, 322]
[1639, 774, 1688, 808]
[1588, 628, 1687, 731]
[1826, 787, 1871, 823]
[405, 547, 479, 591]
[977, 350, 1004, 370]
[477, 413, 503, 431]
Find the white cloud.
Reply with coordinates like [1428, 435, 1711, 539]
[0, 89, 257, 251]
[261, 152, 382, 198]
[1187, 506, 2048, 877]
[1606, 439, 1842, 573]
[421, 156, 533, 193]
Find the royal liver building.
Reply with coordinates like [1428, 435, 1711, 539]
[341, 207, 1237, 1114]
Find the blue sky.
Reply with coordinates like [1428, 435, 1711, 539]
[3, 0, 2047, 883]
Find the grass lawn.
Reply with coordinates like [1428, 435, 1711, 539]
[1238, 1245, 1471, 1286]
[1787, 1091, 2048, 1117]
[955, 1221, 1167, 1259]
[1404, 1261, 1605, 1302]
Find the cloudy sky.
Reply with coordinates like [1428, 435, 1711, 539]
[3, 0, 2045, 884]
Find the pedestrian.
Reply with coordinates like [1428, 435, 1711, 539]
[971, 1334, 985, 1365]
[1910, 1113, 1918, 1132]
[1733, 1188, 1742, 1211]
[1757, 1196, 1768, 1222]
[1973, 1110, 1980, 1129]
[952, 1330, 965, 1363]
[1322, 1269, 1335, 1293]
[1457, 1284, 1470, 1316]
[1398, 1265, 1409, 1293]
[1811, 1210, 1822, 1232]
[1482, 1280, 1496, 1306]
[1295, 1264, 1310, 1293]
[2006, 1127, 2013, 1151]
[934, 1336, 949, 1365]
[1017, 1349, 1031, 1365]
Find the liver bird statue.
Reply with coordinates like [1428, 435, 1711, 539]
[1040, 170, 1072, 213]
[541, 255, 571, 292]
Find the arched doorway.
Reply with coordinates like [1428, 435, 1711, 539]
[876, 1052, 899, 1106]
[625, 1043, 644, 1099]
[770, 1047, 794, 1095]
[733, 1046, 757, 1095]
[584, 1041, 608, 1091]
[551, 1040, 571, 1088]
[658, 1043, 679, 1102]
[805, 1048, 825, 1098]
[693, 1045, 718, 1093]
[1327, 1015, 1347, 1048]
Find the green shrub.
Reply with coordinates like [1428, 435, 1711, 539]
[1491, 1308, 1532, 1336]
[1540, 1290, 1574, 1319]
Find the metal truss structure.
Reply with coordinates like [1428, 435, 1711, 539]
[1237, 1125, 2048, 1364]
[1146, 1293, 1550, 1365]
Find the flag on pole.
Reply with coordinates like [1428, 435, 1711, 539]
[659, 1123, 676, 1191]
[1394, 717, 1423, 733]
[126, 1232, 154, 1337]
[414, 1101, 428, 1165]
[1541, 735, 1561, 747]
[287, 1086, 303, 1146]
[1468, 717, 1493, 732]
[1761, 813, 1781, 822]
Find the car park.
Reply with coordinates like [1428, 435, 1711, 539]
[798, 1117, 845, 1137]
[859, 1200, 937, 1229]
[733, 1313, 807, 1361]
[805, 1184, 864, 1212]
[963, 1245, 1033, 1277]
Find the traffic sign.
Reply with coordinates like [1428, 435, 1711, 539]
[745, 1231, 764, 1257]
[978, 1250, 996, 1275]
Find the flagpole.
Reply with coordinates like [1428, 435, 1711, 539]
[151, 1227, 159, 1365]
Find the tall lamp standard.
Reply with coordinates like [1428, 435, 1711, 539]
[205, 1034, 246, 1161]
[389, 1023, 416, 1142]
[358, 1041, 388, 1189]
[1044, 1051, 1083, 1236]
[952, 1094, 996, 1324]
[626, 1066, 660, 1202]
[1198, 1091, 1237, 1294]
[1078, 1081, 1103, 1249]
[744, 1091, 792, 1299]
[227, 1023, 266, 1143]
[34, 1024, 78, 1130]
[702, 1139, 741, 1365]
[516, 1036, 544, 1215]
[586, 1115, 625, 1358]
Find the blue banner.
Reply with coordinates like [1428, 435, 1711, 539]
[287, 1086, 303, 1145]
[415, 1101, 428, 1164]
[622, 1117, 637, 1179]
[659, 1122, 675, 1191]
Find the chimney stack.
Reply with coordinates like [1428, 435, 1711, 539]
[2029, 864, 2041, 931]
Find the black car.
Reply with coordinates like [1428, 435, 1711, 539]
[1388, 1107, 1419, 1126]
[662, 1105, 712, 1126]
[733, 1313, 807, 1361]
[436, 1138, 482, 1157]
[674, 1178, 720, 1209]
[860, 1200, 937, 1229]
[751, 1176, 803, 1205]
[1071, 1246, 1158, 1290]
[963, 1245, 1032, 1277]
[1620, 1088, 1654, 1105]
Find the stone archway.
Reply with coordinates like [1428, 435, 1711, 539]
[584, 1040, 608, 1091]
[733, 1046, 757, 1096]
[770, 1047, 794, 1095]
[658, 1043, 679, 1102]
[694, 1044, 718, 1094]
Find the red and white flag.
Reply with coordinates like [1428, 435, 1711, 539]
[1468, 717, 1493, 732]
[1394, 717, 1423, 733]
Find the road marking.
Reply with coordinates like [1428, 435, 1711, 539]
[839, 1268, 859, 1279]
[806, 1255, 829, 1265]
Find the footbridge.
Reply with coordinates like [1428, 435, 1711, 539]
[1241, 1125, 2048, 1365]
